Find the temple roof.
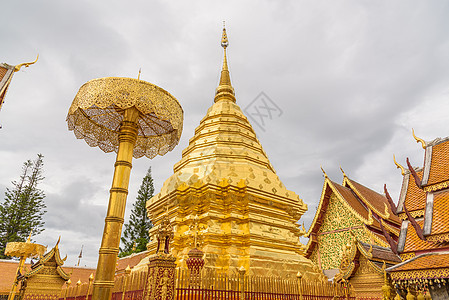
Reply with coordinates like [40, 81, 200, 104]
[397, 168, 426, 216]
[395, 134, 449, 249]
[387, 251, 449, 280]
[425, 137, 449, 187]
[307, 173, 400, 238]
[401, 220, 441, 253]
[148, 27, 306, 218]
[0, 57, 38, 112]
[343, 177, 401, 225]
[359, 242, 401, 264]
[21, 239, 70, 281]
[0, 63, 15, 111]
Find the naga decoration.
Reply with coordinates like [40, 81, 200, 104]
[403, 203, 426, 241]
[13, 55, 39, 72]
[379, 219, 398, 255]
[406, 158, 422, 189]
[412, 128, 426, 149]
[393, 155, 406, 176]
[384, 184, 398, 216]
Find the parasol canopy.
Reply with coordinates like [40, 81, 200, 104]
[67, 77, 183, 159]
[5, 241, 46, 258]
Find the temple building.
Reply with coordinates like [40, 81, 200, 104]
[16, 240, 69, 300]
[386, 133, 449, 299]
[305, 169, 401, 298]
[145, 27, 325, 280]
[0, 57, 38, 112]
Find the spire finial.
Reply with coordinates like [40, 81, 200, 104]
[215, 22, 235, 103]
[137, 68, 141, 80]
[412, 128, 426, 149]
[221, 21, 229, 49]
[393, 154, 406, 176]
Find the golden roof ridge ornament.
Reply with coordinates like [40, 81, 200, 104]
[320, 166, 328, 179]
[393, 154, 406, 176]
[214, 21, 236, 103]
[14, 54, 39, 72]
[339, 166, 347, 178]
[412, 128, 426, 149]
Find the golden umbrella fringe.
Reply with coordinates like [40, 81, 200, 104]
[66, 76, 183, 300]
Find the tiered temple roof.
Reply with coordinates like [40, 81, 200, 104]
[388, 135, 449, 290]
[306, 170, 401, 269]
[305, 170, 401, 298]
[0, 57, 38, 112]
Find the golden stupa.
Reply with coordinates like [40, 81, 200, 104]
[146, 26, 324, 280]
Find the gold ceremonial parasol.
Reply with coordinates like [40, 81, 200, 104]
[5, 233, 46, 300]
[67, 76, 183, 300]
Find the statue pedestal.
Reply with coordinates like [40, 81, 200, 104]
[145, 254, 176, 300]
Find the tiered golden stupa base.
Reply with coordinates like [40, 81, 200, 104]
[143, 25, 326, 283]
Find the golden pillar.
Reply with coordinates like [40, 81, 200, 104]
[67, 77, 183, 300]
[92, 107, 139, 299]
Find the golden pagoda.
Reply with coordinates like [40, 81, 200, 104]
[146, 26, 324, 280]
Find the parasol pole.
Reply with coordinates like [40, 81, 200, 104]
[92, 107, 140, 300]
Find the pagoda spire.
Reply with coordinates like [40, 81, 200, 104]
[214, 22, 236, 103]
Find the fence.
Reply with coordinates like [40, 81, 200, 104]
[60, 269, 354, 300]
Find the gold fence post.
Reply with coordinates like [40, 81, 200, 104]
[238, 266, 246, 300]
[64, 279, 72, 300]
[76, 280, 82, 300]
[122, 266, 131, 300]
[87, 274, 94, 300]
[296, 272, 303, 300]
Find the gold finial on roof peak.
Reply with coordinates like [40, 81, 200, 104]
[137, 68, 141, 80]
[339, 166, 347, 177]
[26, 229, 33, 243]
[412, 128, 426, 149]
[14, 54, 38, 72]
[393, 154, 406, 176]
[320, 166, 328, 178]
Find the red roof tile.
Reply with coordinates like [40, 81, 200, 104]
[403, 220, 440, 253]
[116, 251, 148, 274]
[332, 181, 370, 221]
[431, 190, 449, 235]
[427, 141, 449, 186]
[347, 178, 401, 225]
[390, 252, 449, 272]
[402, 170, 426, 212]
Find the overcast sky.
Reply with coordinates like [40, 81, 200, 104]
[1, 1, 449, 268]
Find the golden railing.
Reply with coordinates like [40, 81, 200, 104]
[59, 269, 354, 300]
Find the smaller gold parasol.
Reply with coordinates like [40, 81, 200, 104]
[5, 233, 46, 300]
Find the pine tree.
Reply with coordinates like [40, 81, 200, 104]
[0, 154, 47, 258]
[119, 167, 154, 257]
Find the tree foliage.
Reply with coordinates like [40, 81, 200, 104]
[119, 167, 154, 257]
[0, 154, 47, 258]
